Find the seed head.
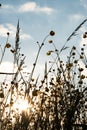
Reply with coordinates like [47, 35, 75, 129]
[48, 40, 53, 44]
[5, 43, 11, 48]
[50, 31, 55, 36]
[7, 32, 10, 36]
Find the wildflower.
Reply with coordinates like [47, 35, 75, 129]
[72, 46, 76, 50]
[46, 51, 51, 55]
[78, 68, 84, 72]
[45, 87, 49, 92]
[81, 52, 84, 55]
[11, 81, 14, 84]
[74, 60, 78, 64]
[85, 65, 87, 68]
[7, 32, 10, 36]
[72, 52, 76, 56]
[85, 105, 87, 108]
[10, 49, 16, 53]
[56, 76, 63, 85]
[31, 78, 34, 82]
[74, 72, 76, 75]
[80, 75, 85, 79]
[56, 76, 61, 83]
[67, 75, 71, 79]
[55, 49, 58, 52]
[21, 54, 24, 56]
[48, 40, 53, 44]
[71, 84, 74, 88]
[81, 48, 84, 51]
[85, 32, 87, 34]
[83, 44, 86, 46]
[2, 82, 5, 85]
[78, 80, 83, 84]
[32, 90, 38, 96]
[80, 55, 84, 59]
[66, 63, 73, 69]
[0, 92, 4, 98]
[50, 31, 55, 36]
[83, 32, 87, 38]
[49, 81, 54, 85]
[46, 50, 53, 56]
[53, 69, 55, 71]
[5, 43, 11, 48]
[41, 80, 44, 84]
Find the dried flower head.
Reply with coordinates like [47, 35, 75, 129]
[46, 50, 53, 56]
[83, 32, 87, 38]
[32, 90, 38, 96]
[85, 32, 87, 34]
[66, 63, 73, 69]
[72, 52, 76, 56]
[0, 92, 4, 98]
[7, 32, 10, 36]
[45, 87, 49, 92]
[80, 55, 84, 59]
[46, 51, 51, 56]
[50, 31, 55, 36]
[10, 49, 16, 53]
[83, 34, 87, 38]
[5, 43, 11, 48]
[74, 60, 78, 64]
[80, 75, 85, 79]
[78, 68, 84, 72]
[85, 65, 87, 68]
[83, 44, 86, 46]
[81, 48, 84, 51]
[48, 40, 53, 44]
[72, 46, 76, 50]
[78, 80, 83, 84]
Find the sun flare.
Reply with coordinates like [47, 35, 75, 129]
[13, 98, 29, 112]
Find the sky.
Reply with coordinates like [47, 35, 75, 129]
[0, 0, 87, 80]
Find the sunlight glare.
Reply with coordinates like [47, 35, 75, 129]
[13, 98, 29, 113]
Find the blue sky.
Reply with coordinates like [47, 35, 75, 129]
[0, 0, 87, 79]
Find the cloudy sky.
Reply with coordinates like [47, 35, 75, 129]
[0, 0, 87, 79]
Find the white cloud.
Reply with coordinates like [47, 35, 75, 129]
[38, 7, 54, 15]
[6, 24, 16, 33]
[0, 62, 18, 82]
[18, 2, 54, 15]
[0, 24, 16, 37]
[19, 2, 36, 12]
[0, 4, 15, 12]
[69, 14, 84, 22]
[80, 26, 86, 32]
[80, 0, 87, 9]
[0, 25, 9, 37]
[3, 4, 14, 9]
[20, 33, 32, 40]
[0, 3, 54, 15]
[0, 62, 16, 73]
[0, 24, 32, 40]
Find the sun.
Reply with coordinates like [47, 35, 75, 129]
[13, 98, 29, 113]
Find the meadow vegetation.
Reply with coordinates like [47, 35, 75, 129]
[0, 19, 87, 130]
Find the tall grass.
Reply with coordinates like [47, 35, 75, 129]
[0, 20, 87, 130]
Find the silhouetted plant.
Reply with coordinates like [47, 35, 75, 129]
[0, 19, 87, 130]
